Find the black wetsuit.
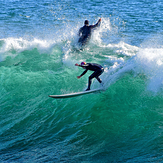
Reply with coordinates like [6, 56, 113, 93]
[80, 63, 104, 90]
[78, 21, 101, 46]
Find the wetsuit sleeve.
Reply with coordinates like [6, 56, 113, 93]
[90, 20, 101, 29]
[80, 69, 88, 77]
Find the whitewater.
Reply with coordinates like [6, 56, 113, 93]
[0, 0, 163, 162]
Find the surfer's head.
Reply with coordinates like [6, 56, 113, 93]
[81, 62, 86, 65]
[84, 20, 89, 25]
[81, 62, 87, 69]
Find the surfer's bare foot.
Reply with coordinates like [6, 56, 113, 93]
[85, 88, 90, 91]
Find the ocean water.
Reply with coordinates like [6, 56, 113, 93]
[0, 0, 163, 162]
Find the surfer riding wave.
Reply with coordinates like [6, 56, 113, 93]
[75, 62, 104, 91]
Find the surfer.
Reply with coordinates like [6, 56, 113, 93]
[78, 18, 102, 46]
[75, 62, 104, 91]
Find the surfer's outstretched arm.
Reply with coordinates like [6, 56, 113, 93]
[79, 70, 88, 77]
[75, 63, 88, 78]
[75, 63, 80, 66]
[91, 18, 102, 29]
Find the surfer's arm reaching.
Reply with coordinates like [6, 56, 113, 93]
[90, 18, 102, 29]
[75, 63, 88, 78]
[78, 70, 88, 78]
[75, 63, 81, 67]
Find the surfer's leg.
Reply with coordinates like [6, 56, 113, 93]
[95, 69, 104, 82]
[86, 73, 95, 91]
[86, 69, 104, 91]
[95, 68, 104, 85]
[96, 76, 102, 83]
[86, 76, 92, 91]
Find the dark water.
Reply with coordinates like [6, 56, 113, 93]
[0, 0, 163, 162]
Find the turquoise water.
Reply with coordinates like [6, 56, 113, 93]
[0, 0, 163, 162]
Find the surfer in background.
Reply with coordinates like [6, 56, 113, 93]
[75, 62, 104, 91]
[78, 18, 102, 46]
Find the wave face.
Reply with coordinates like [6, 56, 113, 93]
[0, 0, 163, 162]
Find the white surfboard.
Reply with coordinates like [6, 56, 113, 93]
[49, 88, 104, 99]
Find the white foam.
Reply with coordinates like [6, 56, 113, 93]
[102, 33, 163, 94]
[135, 47, 163, 93]
[0, 37, 57, 61]
[91, 17, 112, 45]
[0, 37, 54, 52]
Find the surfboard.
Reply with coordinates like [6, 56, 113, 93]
[49, 88, 104, 99]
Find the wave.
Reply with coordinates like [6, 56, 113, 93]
[1, 31, 163, 95]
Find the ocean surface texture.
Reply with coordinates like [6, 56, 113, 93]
[0, 0, 163, 162]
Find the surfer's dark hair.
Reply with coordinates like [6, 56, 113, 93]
[84, 20, 89, 25]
